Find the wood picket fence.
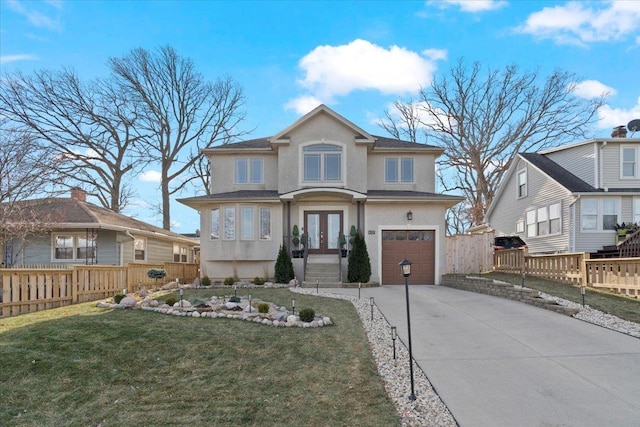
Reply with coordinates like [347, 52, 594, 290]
[0, 262, 198, 318]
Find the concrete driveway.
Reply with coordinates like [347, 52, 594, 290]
[320, 285, 640, 427]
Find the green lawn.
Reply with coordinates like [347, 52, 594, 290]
[0, 289, 400, 427]
[485, 272, 640, 324]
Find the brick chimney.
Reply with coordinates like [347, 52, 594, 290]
[611, 125, 627, 138]
[71, 187, 87, 202]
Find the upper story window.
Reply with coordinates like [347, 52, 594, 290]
[235, 158, 264, 184]
[621, 146, 638, 179]
[385, 157, 414, 183]
[635, 198, 640, 224]
[581, 198, 619, 231]
[303, 144, 342, 182]
[517, 169, 527, 198]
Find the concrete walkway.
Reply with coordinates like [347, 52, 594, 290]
[316, 285, 640, 427]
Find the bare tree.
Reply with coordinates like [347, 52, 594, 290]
[0, 69, 145, 213]
[379, 60, 605, 230]
[0, 124, 58, 266]
[109, 46, 248, 229]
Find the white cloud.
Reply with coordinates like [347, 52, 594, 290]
[573, 80, 617, 98]
[6, 0, 63, 31]
[139, 170, 162, 183]
[596, 96, 640, 131]
[427, 0, 507, 13]
[284, 95, 324, 115]
[287, 39, 443, 113]
[0, 54, 37, 64]
[517, 1, 640, 46]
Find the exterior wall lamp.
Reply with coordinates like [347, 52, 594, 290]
[407, 211, 413, 221]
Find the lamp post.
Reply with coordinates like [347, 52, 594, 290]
[370, 296, 374, 321]
[399, 258, 416, 401]
[179, 288, 184, 308]
[581, 286, 586, 307]
[248, 294, 252, 313]
[391, 326, 397, 360]
[358, 282, 361, 299]
[291, 298, 296, 316]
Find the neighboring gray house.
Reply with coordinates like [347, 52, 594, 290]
[2, 188, 199, 267]
[485, 127, 640, 254]
[179, 105, 462, 285]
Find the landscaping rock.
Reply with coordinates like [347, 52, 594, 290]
[120, 296, 138, 307]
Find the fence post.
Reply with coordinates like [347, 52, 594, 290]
[72, 267, 79, 303]
[580, 252, 590, 286]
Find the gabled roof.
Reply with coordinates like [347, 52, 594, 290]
[270, 104, 375, 144]
[519, 153, 597, 193]
[2, 198, 198, 245]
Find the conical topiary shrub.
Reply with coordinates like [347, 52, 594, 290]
[347, 232, 371, 283]
[274, 244, 295, 283]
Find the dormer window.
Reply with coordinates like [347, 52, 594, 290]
[517, 169, 527, 198]
[303, 144, 342, 182]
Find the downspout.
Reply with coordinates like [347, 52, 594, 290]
[287, 201, 291, 254]
[598, 141, 607, 189]
[357, 201, 361, 233]
[125, 230, 136, 267]
[569, 195, 581, 252]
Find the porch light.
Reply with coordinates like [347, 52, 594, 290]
[399, 258, 412, 277]
[407, 211, 413, 221]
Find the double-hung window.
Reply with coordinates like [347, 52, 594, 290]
[134, 237, 146, 261]
[517, 169, 527, 198]
[54, 234, 97, 261]
[173, 244, 188, 262]
[303, 144, 342, 182]
[240, 206, 254, 240]
[235, 158, 264, 184]
[621, 146, 638, 179]
[526, 203, 561, 237]
[385, 157, 414, 183]
[581, 198, 619, 231]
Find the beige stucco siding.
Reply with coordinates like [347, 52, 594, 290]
[277, 114, 369, 194]
[367, 152, 437, 192]
[210, 152, 278, 194]
[364, 203, 447, 284]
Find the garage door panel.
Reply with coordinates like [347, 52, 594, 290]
[382, 229, 435, 285]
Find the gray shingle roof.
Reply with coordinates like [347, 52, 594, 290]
[520, 153, 599, 193]
[178, 190, 280, 203]
[367, 190, 463, 201]
[210, 135, 440, 151]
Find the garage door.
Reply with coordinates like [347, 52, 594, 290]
[381, 230, 435, 285]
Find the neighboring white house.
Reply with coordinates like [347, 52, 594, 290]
[485, 127, 640, 255]
[179, 105, 462, 285]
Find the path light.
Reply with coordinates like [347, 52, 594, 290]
[399, 258, 416, 401]
[316, 278, 319, 294]
[234, 283, 237, 297]
[370, 296, 375, 321]
[122, 288, 127, 295]
[391, 326, 397, 360]
[581, 286, 586, 307]
[358, 282, 361, 299]
[248, 294, 252, 313]
[179, 288, 184, 308]
[291, 298, 296, 316]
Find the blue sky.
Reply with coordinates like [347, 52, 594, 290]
[2, 0, 639, 233]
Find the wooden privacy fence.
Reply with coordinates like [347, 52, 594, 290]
[494, 249, 640, 297]
[0, 262, 198, 318]
[446, 231, 494, 274]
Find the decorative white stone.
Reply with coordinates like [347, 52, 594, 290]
[225, 302, 239, 310]
[310, 320, 319, 328]
[191, 311, 201, 318]
[273, 320, 280, 327]
[287, 315, 298, 323]
[322, 316, 332, 325]
[148, 300, 159, 307]
[173, 300, 192, 308]
[317, 320, 324, 327]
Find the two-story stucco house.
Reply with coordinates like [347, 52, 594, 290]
[179, 105, 462, 285]
[485, 126, 640, 254]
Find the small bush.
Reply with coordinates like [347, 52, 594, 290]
[258, 302, 269, 313]
[114, 294, 125, 304]
[224, 277, 236, 286]
[165, 296, 178, 306]
[201, 276, 211, 287]
[299, 308, 315, 322]
[253, 276, 266, 286]
[228, 296, 240, 303]
[274, 244, 294, 283]
[147, 269, 167, 280]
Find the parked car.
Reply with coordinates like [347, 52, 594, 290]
[494, 236, 527, 251]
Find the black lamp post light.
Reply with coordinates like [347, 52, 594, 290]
[399, 258, 416, 401]
[248, 294, 252, 313]
[370, 296, 375, 321]
[391, 326, 397, 360]
[291, 298, 296, 316]
[179, 288, 184, 308]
